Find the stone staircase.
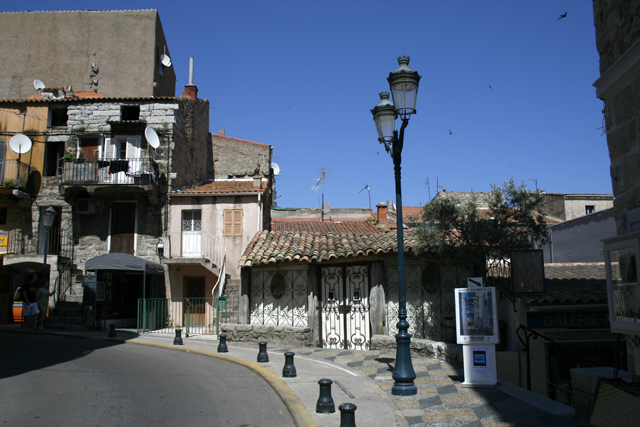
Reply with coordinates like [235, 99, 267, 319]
[46, 295, 85, 331]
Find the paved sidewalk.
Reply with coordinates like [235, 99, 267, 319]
[2, 325, 576, 427]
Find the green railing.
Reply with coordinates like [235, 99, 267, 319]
[137, 295, 238, 336]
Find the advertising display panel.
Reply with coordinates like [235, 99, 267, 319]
[454, 286, 499, 345]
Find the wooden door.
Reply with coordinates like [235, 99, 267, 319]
[110, 203, 135, 254]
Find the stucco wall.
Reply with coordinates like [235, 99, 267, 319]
[0, 10, 176, 99]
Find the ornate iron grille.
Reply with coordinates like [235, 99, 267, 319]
[386, 262, 462, 340]
[250, 269, 309, 327]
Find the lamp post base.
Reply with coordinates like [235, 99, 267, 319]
[392, 330, 417, 396]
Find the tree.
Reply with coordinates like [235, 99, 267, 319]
[415, 178, 548, 278]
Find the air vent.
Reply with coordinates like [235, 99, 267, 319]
[76, 199, 96, 214]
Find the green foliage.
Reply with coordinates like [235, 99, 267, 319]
[3, 179, 19, 189]
[416, 178, 548, 278]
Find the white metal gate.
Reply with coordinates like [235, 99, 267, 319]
[182, 210, 201, 257]
[321, 265, 370, 350]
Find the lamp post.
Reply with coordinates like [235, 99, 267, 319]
[371, 56, 421, 396]
[42, 206, 57, 274]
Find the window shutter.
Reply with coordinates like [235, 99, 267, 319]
[233, 210, 243, 237]
[224, 210, 233, 237]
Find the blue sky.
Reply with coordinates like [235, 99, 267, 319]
[10, 1, 610, 209]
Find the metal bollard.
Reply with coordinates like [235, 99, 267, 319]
[173, 328, 183, 345]
[257, 341, 269, 363]
[338, 403, 357, 427]
[282, 352, 297, 377]
[315, 378, 335, 413]
[217, 333, 228, 353]
[108, 324, 117, 338]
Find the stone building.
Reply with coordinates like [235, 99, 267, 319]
[0, 84, 212, 327]
[592, 0, 640, 381]
[0, 9, 176, 99]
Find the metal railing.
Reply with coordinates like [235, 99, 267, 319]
[0, 159, 29, 188]
[0, 229, 25, 254]
[38, 227, 74, 258]
[60, 157, 157, 185]
[137, 295, 239, 336]
[163, 231, 226, 268]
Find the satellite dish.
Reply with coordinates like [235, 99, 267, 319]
[9, 134, 32, 154]
[271, 162, 281, 176]
[161, 54, 172, 67]
[33, 79, 45, 90]
[145, 127, 160, 149]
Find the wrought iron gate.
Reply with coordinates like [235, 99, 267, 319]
[320, 265, 370, 350]
[250, 269, 310, 326]
[386, 262, 463, 340]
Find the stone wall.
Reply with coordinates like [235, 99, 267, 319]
[212, 133, 271, 179]
[371, 334, 463, 365]
[220, 323, 312, 347]
[171, 99, 211, 189]
[593, 1, 640, 74]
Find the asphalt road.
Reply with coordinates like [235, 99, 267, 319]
[0, 332, 296, 427]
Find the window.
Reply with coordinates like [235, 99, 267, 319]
[50, 107, 68, 127]
[121, 105, 140, 121]
[224, 209, 243, 237]
[103, 136, 141, 159]
[585, 205, 596, 215]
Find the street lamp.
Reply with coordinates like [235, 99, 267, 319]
[371, 56, 421, 396]
[42, 206, 57, 274]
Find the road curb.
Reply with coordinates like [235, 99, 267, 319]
[123, 340, 316, 427]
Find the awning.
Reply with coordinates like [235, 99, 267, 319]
[85, 253, 164, 275]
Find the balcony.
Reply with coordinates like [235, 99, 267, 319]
[0, 159, 29, 189]
[163, 231, 226, 275]
[60, 157, 158, 185]
[0, 227, 73, 259]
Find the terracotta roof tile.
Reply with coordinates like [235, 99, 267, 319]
[271, 217, 391, 234]
[239, 230, 422, 267]
[519, 263, 608, 306]
[173, 180, 267, 195]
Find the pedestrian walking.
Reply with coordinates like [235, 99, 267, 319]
[22, 273, 38, 329]
[36, 279, 50, 331]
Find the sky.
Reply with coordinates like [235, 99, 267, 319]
[9, 1, 611, 209]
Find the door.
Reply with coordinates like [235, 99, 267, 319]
[182, 210, 202, 257]
[184, 276, 205, 331]
[321, 265, 370, 350]
[110, 202, 136, 254]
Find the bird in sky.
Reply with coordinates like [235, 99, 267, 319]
[449, 130, 452, 135]
[488, 84, 492, 90]
[557, 12, 567, 20]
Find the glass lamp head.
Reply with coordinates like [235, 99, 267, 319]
[371, 91, 397, 144]
[42, 206, 57, 229]
[387, 56, 421, 119]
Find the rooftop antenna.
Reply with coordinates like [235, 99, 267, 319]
[417, 178, 432, 202]
[161, 46, 172, 68]
[9, 133, 32, 182]
[312, 167, 327, 220]
[33, 79, 45, 91]
[145, 127, 161, 157]
[271, 162, 281, 176]
[359, 184, 372, 211]
[527, 178, 538, 192]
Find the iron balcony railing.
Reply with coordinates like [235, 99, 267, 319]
[0, 229, 25, 254]
[163, 230, 226, 268]
[60, 157, 158, 185]
[137, 296, 239, 336]
[38, 227, 74, 259]
[0, 228, 73, 258]
[0, 159, 29, 188]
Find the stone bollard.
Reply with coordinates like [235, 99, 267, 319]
[173, 328, 183, 345]
[338, 403, 357, 427]
[217, 333, 228, 353]
[257, 341, 269, 363]
[108, 324, 117, 338]
[282, 352, 297, 377]
[315, 378, 335, 413]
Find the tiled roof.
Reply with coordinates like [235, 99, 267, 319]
[173, 180, 267, 195]
[271, 217, 393, 234]
[0, 96, 179, 104]
[519, 263, 608, 307]
[390, 206, 423, 221]
[239, 230, 422, 267]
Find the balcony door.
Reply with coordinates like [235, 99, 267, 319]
[103, 136, 141, 182]
[110, 202, 136, 255]
[0, 140, 5, 183]
[182, 210, 201, 257]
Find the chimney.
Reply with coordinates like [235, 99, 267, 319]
[219, 129, 225, 136]
[253, 177, 262, 188]
[181, 57, 198, 100]
[376, 202, 388, 220]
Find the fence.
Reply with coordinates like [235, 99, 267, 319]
[60, 157, 157, 185]
[137, 294, 239, 336]
[0, 159, 29, 188]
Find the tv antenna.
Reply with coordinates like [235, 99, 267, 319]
[145, 127, 161, 150]
[527, 178, 538, 192]
[9, 134, 32, 182]
[160, 46, 172, 67]
[271, 162, 281, 176]
[358, 184, 371, 211]
[312, 167, 327, 218]
[33, 79, 45, 91]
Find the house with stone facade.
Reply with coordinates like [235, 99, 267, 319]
[0, 82, 212, 328]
